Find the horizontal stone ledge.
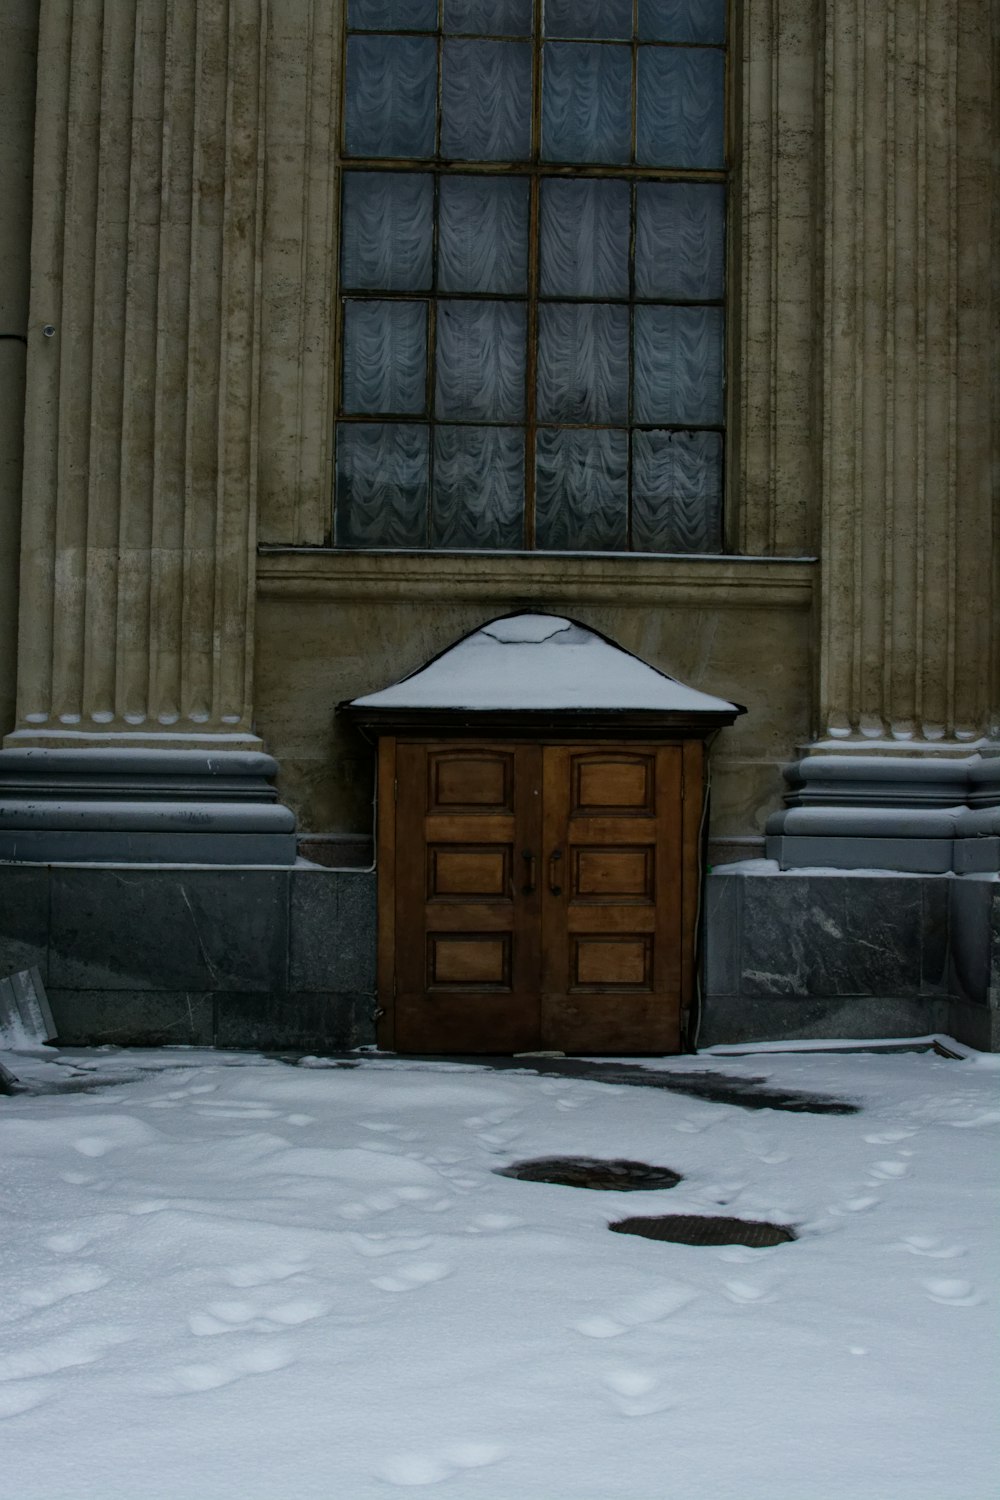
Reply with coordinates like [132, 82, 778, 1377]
[256, 549, 817, 608]
[0, 800, 296, 833]
[0, 830, 297, 865]
[0, 747, 281, 779]
[782, 752, 1000, 807]
[5, 728, 264, 752]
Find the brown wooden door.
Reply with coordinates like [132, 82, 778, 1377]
[540, 745, 683, 1053]
[387, 739, 688, 1055]
[394, 741, 542, 1053]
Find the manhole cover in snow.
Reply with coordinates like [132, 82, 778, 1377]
[495, 1157, 682, 1191]
[609, 1214, 796, 1247]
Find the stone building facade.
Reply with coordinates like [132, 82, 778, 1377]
[0, 1, 996, 1051]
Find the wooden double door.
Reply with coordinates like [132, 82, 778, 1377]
[379, 738, 701, 1055]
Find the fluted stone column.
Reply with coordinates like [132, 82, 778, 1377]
[0, 0, 294, 862]
[768, 0, 999, 871]
[0, 2, 37, 742]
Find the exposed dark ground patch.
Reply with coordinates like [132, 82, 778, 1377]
[329, 1054, 861, 1115]
[496, 1156, 682, 1191]
[610, 1214, 797, 1248]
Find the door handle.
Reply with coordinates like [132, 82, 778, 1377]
[522, 850, 536, 894]
[548, 847, 562, 896]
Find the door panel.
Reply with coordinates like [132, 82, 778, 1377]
[541, 745, 683, 1053]
[394, 742, 542, 1053]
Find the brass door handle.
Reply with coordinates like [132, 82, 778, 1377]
[522, 850, 536, 894]
[548, 847, 562, 895]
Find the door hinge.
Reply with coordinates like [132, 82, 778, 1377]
[393, 777, 398, 803]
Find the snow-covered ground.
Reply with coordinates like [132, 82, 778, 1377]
[2, 1043, 998, 1499]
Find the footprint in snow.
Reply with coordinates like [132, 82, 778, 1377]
[945, 1110, 1000, 1128]
[44, 1226, 107, 1253]
[189, 1297, 330, 1336]
[464, 1213, 525, 1233]
[896, 1235, 966, 1259]
[827, 1194, 881, 1216]
[0, 1327, 132, 1382]
[721, 1280, 778, 1306]
[867, 1160, 909, 1181]
[223, 1256, 310, 1289]
[921, 1278, 981, 1307]
[370, 1262, 452, 1294]
[155, 1342, 294, 1395]
[574, 1283, 698, 1339]
[72, 1137, 116, 1159]
[376, 1443, 505, 1487]
[349, 1232, 436, 1260]
[19, 1267, 109, 1308]
[0, 1381, 52, 1419]
[864, 1128, 918, 1144]
[601, 1368, 677, 1418]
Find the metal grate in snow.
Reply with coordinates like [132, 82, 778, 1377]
[495, 1156, 682, 1192]
[609, 1214, 796, 1248]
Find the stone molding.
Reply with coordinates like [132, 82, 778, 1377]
[0, 747, 295, 865]
[767, 750, 1000, 872]
[256, 549, 817, 608]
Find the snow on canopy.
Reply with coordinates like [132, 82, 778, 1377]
[350, 614, 739, 714]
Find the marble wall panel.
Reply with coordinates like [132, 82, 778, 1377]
[49, 869, 289, 993]
[47, 990, 215, 1048]
[0, 865, 50, 982]
[739, 875, 924, 999]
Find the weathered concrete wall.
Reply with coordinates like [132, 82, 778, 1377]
[254, 554, 815, 853]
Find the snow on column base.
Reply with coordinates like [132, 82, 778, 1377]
[766, 750, 1000, 873]
[0, 748, 296, 866]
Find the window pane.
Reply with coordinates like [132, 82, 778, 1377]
[441, 40, 532, 161]
[535, 429, 628, 549]
[432, 427, 525, 547]
[633, 305, 723, 425]
[635, 182, 725, 299]
[537, 303, 629, 423]
[341, 173, 434, 291]
[335, 423, 429, 547]
[544, 0, 632, 39]
[344, 36, 437, 158]
[445, 0, 533, 34]
[636, 46, 724, 168]
[542, 43, 632, 164]
[638, 0, 726, 43]
[438, 176, 530, 293]
[540, 179, 630, 298]
[348, 0, 437, 29]
[343, 300, 427, 415]
[435, 301, 526, 421]
[632, 430, 722, 551]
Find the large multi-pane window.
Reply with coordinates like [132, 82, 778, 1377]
[335, 0, 726, 553]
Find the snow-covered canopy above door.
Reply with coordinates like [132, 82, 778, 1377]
[344, 614, 745, 735]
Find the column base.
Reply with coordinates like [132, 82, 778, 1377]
[765, 749, 1000, 873]
[0, 748, 296, 865]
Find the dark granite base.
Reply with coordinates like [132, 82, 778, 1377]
[703, 871, 999, 1051]
[1, 864, 996, 1052]
[0, 865, 377, 1051]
